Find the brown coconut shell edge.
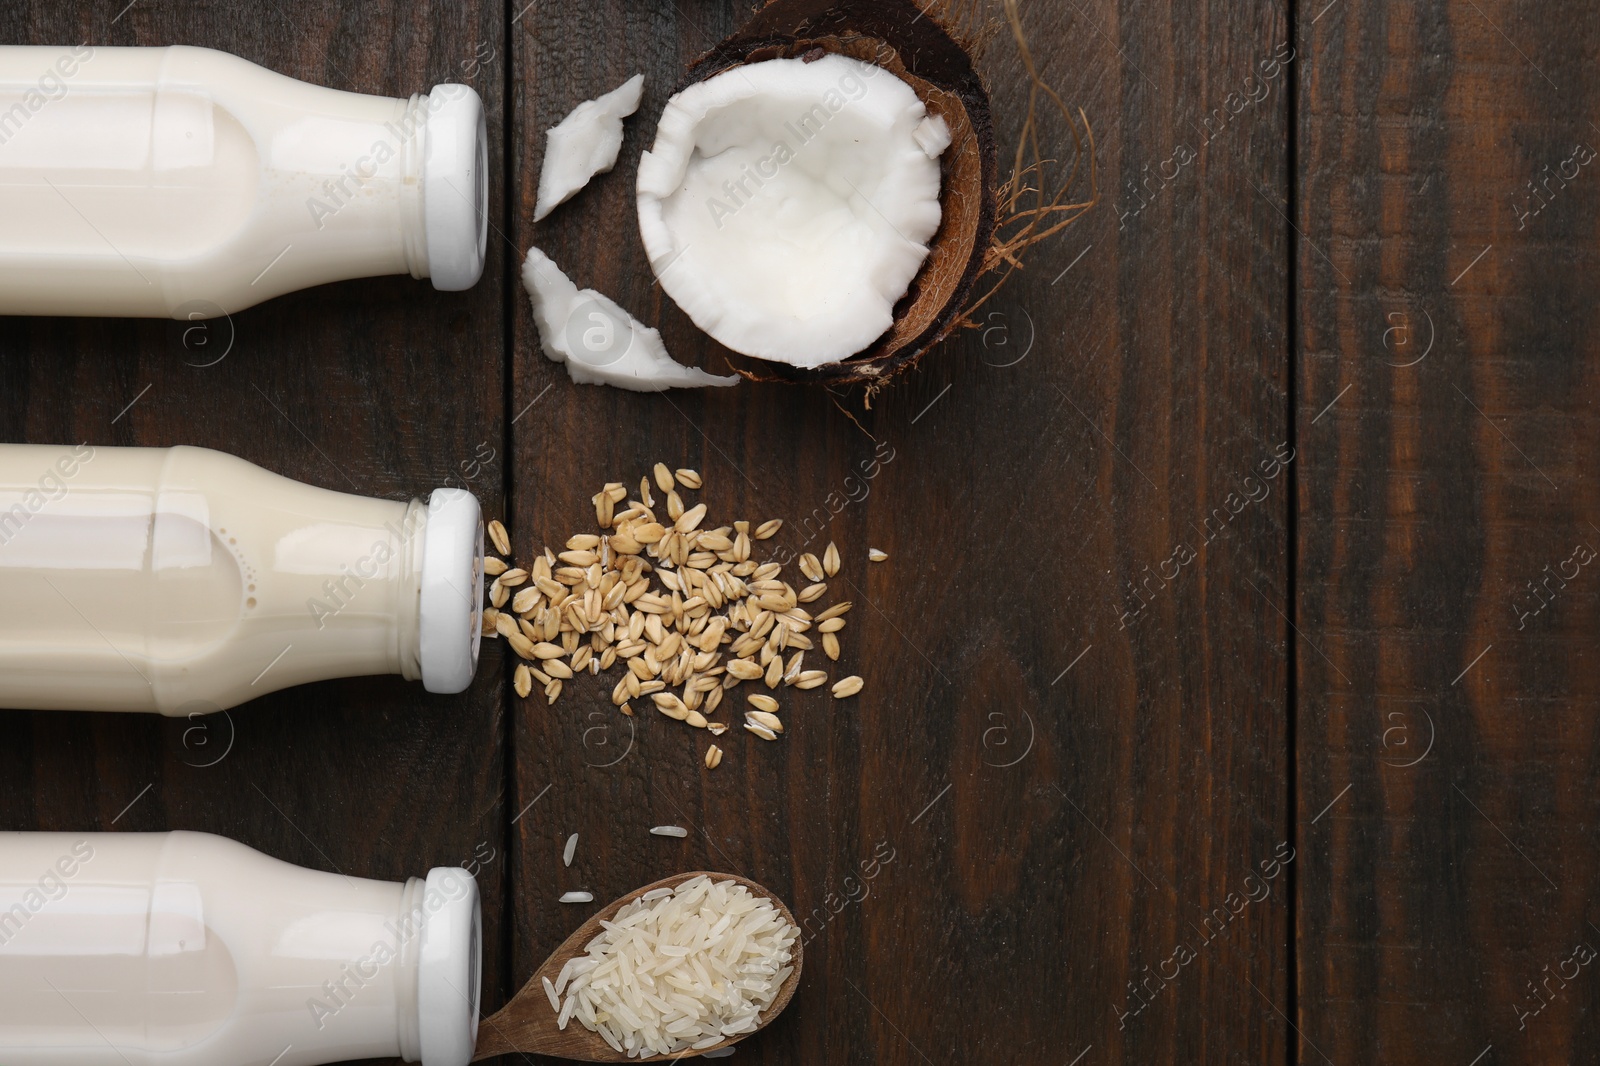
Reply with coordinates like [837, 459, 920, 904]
[674, 0, 999, 387]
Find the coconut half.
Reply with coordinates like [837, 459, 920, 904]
[533, 74, 645, 222]
[637, 54, 949, 368]
[522, 247, 738, 392]
[640, 0, 998, 386]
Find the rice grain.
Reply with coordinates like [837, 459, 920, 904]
[546, 876, 796, 1057]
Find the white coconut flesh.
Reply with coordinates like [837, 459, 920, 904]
[522, 247, 738, 392]
[637, 54, 950, 369]
[533, 73, 645, 222]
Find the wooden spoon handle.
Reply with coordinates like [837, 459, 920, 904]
[470, 1009, 519, 1061]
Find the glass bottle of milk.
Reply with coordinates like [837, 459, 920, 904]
[0, 443, 484, 714]
[0, 44, 487, 317]
[0, 831, 481, 1066]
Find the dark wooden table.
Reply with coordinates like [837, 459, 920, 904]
[3, 1, 1595, 1062]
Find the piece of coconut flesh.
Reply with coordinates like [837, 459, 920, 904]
[522, 247, 738, 392]
[533, 73, 645, 222]
[637, 54, 950, 369]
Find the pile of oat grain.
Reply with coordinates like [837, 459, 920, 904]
[480, 464, 863, 766]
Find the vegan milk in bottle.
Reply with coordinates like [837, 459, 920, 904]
[0, 831, 481, 1066]
[0, 44, 487, 317]
[0, 443, 484, 714]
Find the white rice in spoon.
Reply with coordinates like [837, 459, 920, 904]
[550, 875, 799, 1058]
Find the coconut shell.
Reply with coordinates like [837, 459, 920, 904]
[673, 0, 998, 386]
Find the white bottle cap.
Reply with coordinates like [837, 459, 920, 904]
[419, 488, 483, 693]
[417, 866, 482, 1066]
[422, 84, 488, 292]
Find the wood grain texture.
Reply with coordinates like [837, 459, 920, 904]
[0, 4, 510, 1064]
[508, 1, 1289, 1063]
[6, 0, 1597, 1058]
[1296, 0, 1600, 1060]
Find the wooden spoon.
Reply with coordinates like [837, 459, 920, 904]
[473, 872, 803, 1062]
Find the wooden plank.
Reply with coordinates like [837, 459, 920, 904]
[508, 2, 1289, 1061]
[1295, 0, 1600, 1060]
[0, 4, 509, 1064]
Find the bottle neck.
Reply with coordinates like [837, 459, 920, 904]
[264, 493, 428, 685]
[261, 81, 485, 299]
[396, 867, 484, 1066]
[392, 496, 428, 683]
[309, 91, 432, 282]
[268, 90, 436, 292]
[396, 93, 431, 282]
[282, 486, 485, 695]
[394, 875, 427, 1062]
